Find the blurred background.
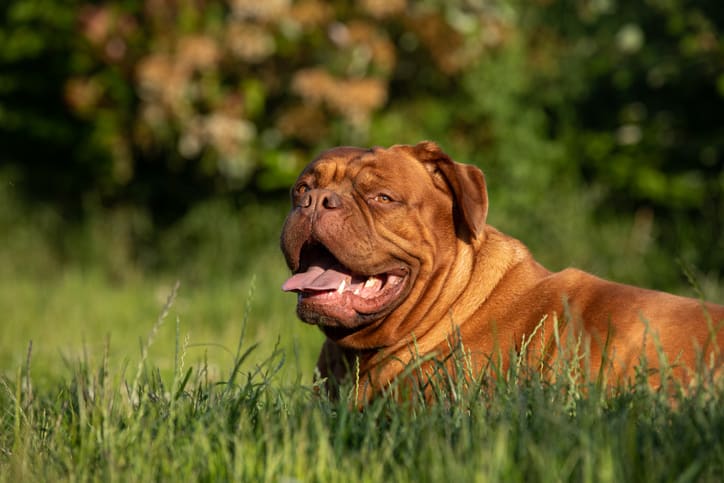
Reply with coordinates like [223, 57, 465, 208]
[1, 0, 723, 384]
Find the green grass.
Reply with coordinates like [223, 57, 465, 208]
[2, 289, 724, 482]
[0, 263, 323, 390]
[3, 271, 722, 482]
[2, 178, 724, 481]
[0, 192, 324, 389]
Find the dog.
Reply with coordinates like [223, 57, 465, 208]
[280, 141, 724, 403]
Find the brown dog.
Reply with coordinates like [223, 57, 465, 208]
[280, 141, 724, 403]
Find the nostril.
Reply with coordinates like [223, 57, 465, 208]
[322, 192, 342, 209]
[300, 192, 312, 208]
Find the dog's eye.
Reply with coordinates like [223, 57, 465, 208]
[296, 183, 310, 194]
[374, 193, 393, 203]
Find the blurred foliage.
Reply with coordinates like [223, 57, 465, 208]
[0, 0, 722, 284]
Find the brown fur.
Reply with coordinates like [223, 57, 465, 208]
[281, 142, 724, 404]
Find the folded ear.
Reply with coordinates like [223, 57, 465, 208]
[407, 141, 488, 240]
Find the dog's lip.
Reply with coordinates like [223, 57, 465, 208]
[282, 241, 408, 294]
[294, 268, 410, 326]
[282, 260, 409, 307]
[282, 241, 412, 323]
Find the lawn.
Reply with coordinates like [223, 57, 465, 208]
[2, 260, 724, 481]
[0, 251, 323, 389]
[1, 195, 723, 481]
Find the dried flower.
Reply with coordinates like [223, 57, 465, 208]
[327, 78, 387, 123]
[178, 117, 205, 158]
[135, 53, 187, 108]
[226, 22, 276, 63]
[290, 0, 333, 28]
[79, 6, 113, 47]
[177, 35, 221, 71]
[291, 68, 387, 125]
[228, 0, 290, 20]
[291, 68, 337, 105]
[64, 77, 102, 116]
[407, 13, 466, 74]
[204, 113, 256, 158]
[79, 5, 136, 63]
[277, 105, 328, 144]
[346, 21, 396, 72]
[360, 0, 407, 19]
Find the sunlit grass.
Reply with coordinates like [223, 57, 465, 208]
[2, 289, 724, 481]
[0, 253, 323, 390]
[2, 174, 723, 481]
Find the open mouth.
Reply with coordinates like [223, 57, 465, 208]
[282, 242, 409, 325]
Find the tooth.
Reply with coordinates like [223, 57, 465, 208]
[364, 277, 376, 288]
[337, 280, 346, 294]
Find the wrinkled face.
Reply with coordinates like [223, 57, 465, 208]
[280, 145, 460, 338]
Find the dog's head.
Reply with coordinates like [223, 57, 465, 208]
[280, 141, 488, 344]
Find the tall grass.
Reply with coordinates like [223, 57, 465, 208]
[2, 286, 724, 482]
[2, 170, 723, 481]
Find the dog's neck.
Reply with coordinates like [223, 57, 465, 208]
[330, 225, 544, 400]
[385, 226, 537, 353]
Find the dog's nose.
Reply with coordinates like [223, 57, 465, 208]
[299, 189, 342, 211]
[321, 191, 341, 209]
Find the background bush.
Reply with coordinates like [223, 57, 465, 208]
[1, 0, 722, 287]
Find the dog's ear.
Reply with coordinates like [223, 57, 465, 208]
[407, 141, 488, 240]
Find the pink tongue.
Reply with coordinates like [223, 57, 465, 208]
[282, 266, 351, 292]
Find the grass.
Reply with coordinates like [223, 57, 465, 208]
[0, 264, 323, 389]
[1, 268, 724, 482]
[2, 178, 724, 481]
[2, 285, 724, 482]
[0, 194, 324, 388]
